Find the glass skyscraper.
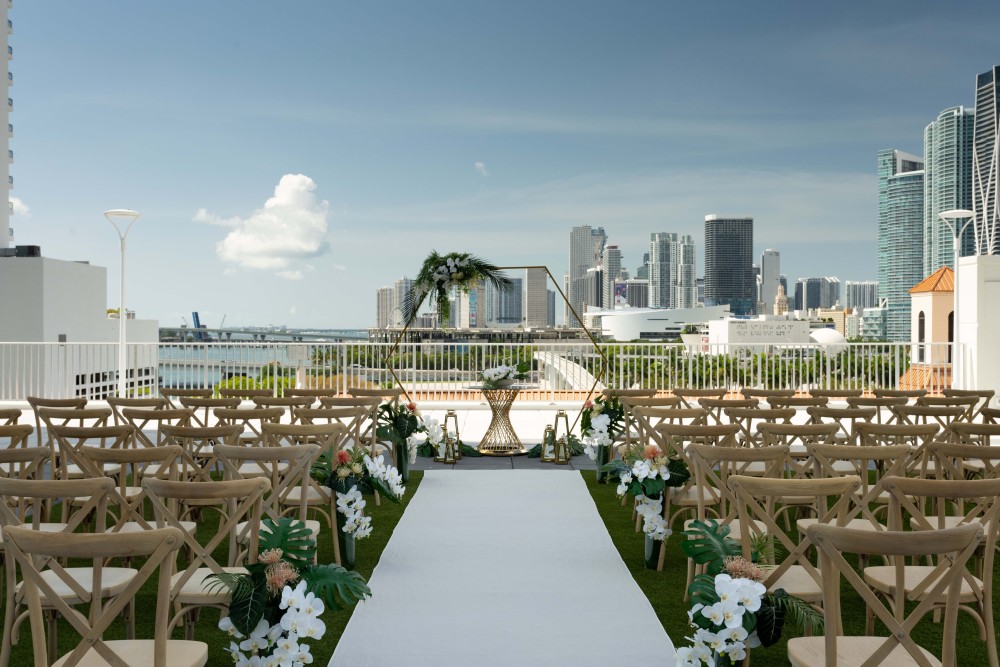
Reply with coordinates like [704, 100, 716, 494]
[704, 216, 754, 317]
[923, 106, 975, 274]
[877, 149, 924, 342]
[974, 66, 1000, 256]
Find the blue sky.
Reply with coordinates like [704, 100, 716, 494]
[10, 1, 1000, 328]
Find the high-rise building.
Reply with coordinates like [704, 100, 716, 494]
[635, 252, 650, 280]
[821, 277, 841, 308]
[878, 149, 925, 341]
[1, 2, 11, 250]
[759, 249, 780, 315]
[376, 287, 394, 328]
[704, 216, 754, 317]
[546, 290, 555, 327]
[457, 282, 487, 328]
[624, 279, 649, 308]
[794, 278, 821, 311]
[584, 266, 603, 311]
[567, 226, 605, 326]
[973, 66, 1000, 256]
[487, 276, 522, 327]
[774, 283, 789, 315]
[924, 106, 976, 274]
[675, 235, 696, 309]
[779, 275, 788, 299]
[524, 268, 548, 328]
[844, 280, 879, 312]
[649, 233, 695, 309]
[602, 244, 621, 309]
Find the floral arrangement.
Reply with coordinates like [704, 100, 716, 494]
[676, 520, 823, 666]
[206, 518, 370, 666]
[480, 361, 530, 390]
[600, 443, 690, 542]
[580, 395, 625, 460]
[401, 251, 512, 327]
[311, 449, 405, 540]
[376, 401, 422, 480]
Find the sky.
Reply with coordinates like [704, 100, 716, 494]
[8, 1, 1000, 329]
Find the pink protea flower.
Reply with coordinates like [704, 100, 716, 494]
[583, 400, 594, 409]
[336, 450, 351, 465]
[265, 561, 300, 594]
[643, 445, 661, 460]
[406, 402, 417, 412]
[259, 548, 283, 565]
[723, 556, 766, 582]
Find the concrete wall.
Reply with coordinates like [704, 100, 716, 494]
[956, 255, 1000, 399]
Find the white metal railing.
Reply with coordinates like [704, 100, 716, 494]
[0, 340, 959, 402]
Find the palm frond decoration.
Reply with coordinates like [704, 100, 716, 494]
[401, 251, 513, 327]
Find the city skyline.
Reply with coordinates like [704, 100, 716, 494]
[6, 3, 1000, 327]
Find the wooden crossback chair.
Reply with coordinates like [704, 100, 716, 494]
[0, 477, 129, 667]
[160, 387, 213, 409]
[808, 388, 865, 399]
[725, 407, 795, 447]
[120, 407, 194, 448]
[892, 405, 967, 445]
[729, 474, 863, 608]
[845, 396, 908, 425]
[347, 388, 404, 461]
[213, 442, 321, 563]
[251, 395, 314, 423]
[787, 522, 982, 667]
[917, 395, 980, 422]
[212, 406, 283, 446]
[218, 387, 273, 400]
[0, 447, 53, 596]
[619, 397, 682, 448]
[285, 387, 342, 403]
[806, 406, 878, 445]
[741, 388, 795, 401]
[698, 397, 757, 426]
[143, 477, 269, 639]
[2, 526, 206, 667]
[854, 422, 940, 479]
[943, 388, 995, 421]
[767, 396, 830, 410]
[159, 423, 242, 482]
[950, 422, 1000, 449]
[874, 388, 927, 401]
[177, 396, 239, 428]
[35, 406, 111, 474]
[295, 407, 365, 451]
[670, 387, 727, 409]
[0, 409, 20, 426]
[0, 425, 35, 476]
[876, 476, 1000, 666]
[47, 424, 130, 487]
[756, 422, 840, 477]
[27, 397, 87, 449]
[682, 443, 788, 583]
[985, 407, 1000, 425]
[601, 389, 656, 448]
[929, 442, 1000, 484]
[107, 396, 171, 426]
[632, 407, 707, 448]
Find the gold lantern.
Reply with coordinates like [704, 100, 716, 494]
[434, 438, 457, 464]
[554, 435, 570, 464]
[444, 410, 461, 460]
[541, 425, 556, 462]
[553, 410, 570, 442]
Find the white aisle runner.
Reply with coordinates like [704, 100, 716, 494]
[330, 470, 675, 666]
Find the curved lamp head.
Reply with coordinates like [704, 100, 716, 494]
[938, 209, 975, 221]
[104, 209, 142, 238]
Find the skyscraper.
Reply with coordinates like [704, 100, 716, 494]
[524, 268, 548, 328]
[635, 252, 650, 280]
[675, 235, 696, 309]
[487, 276, 522, 327]
[974, 66, 1000, 256]
[924, 106, 975, 274]
[759, 249, 780, 315]
[649, 233, 695, 309]
[704, 216, 754, 317]
[602, 244, 621, 309]
[567, 226, 605, 325]
[878, 149, 924, 341]
[844, 280, 879, 312]
[376, 287, 394, 328]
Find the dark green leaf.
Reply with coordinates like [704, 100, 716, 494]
[665, 458, 691, 487]
[228, 576, 268, 636]
[301, 563, 372, 610]
[369, 476, 402, 504]
[259, 517, 316, 566]
[680, 519, 741, 575]
[756, 596, 785, 647]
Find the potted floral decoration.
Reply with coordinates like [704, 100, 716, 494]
[401, 251, 512, 327]
[675, 520, 822, 665]
[480, 361, 530, 390]
[376, 400, 422, 482]
[600, 443, 690, 569]
[310, 448, 406, 569]
[580, 395, 625, 482]
[206, 517, 371, 666]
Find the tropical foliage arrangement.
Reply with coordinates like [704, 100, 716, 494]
[376, 401, 422, 474]
[600, 444, 690, 542]
[480, 361, 530, 389]
[206, 518, 371, 666]
[310, 449, 405, 540]
[580, 394, 625, 460]
[676, 520, 823, 666]
[401, 251, 513, 327]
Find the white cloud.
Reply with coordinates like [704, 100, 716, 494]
[10, 197, 29, 217]
[474, 161, 489, 176]
[195, 174, 331, 274]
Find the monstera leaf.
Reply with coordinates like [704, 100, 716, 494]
[259, 517, 317, 567]
[303, 564, 372, 611]
[680, 519, 741, 576]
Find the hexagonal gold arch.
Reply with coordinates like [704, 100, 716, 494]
[382, 265, 608, 431]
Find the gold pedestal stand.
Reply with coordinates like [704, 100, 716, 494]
[479, 387, 527, 456]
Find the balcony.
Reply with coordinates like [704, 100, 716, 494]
[7, 148, 11, 163]
[6, 19, 11, 35]
[6, 46, 11, 60]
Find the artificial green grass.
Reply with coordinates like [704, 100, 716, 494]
[2, 471, 423, 666]
[583, 470, 998, 666]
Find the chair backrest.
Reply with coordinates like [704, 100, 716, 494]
[891, 405, 967, 443]
[27, 396, 87, 448]
[741, 388, 795, 400]
[805, 406, 878, 444]
[219, 387, 274, 400]
[724, 407, 795, 446]
[77, 444, 183, 532]
[651, 423, 740, 457]
[107, 396, 171, 425]
[47, 424, 133, 480]
[2, 525, 187, 667]
[285, 388, 341, 401]
[0, 408, 21, 426]
[251, 396, 314, 422]
[756, 422, 840, 448]
[348, 386, 403, 405]
[874, 388, 926, 400]
[214, 442, 320, 523]
[0, 446, 49, 482]
[766, 396, 829, 409]
[916, 395, 979, 422]
[807, 388, 864, 399]
[926, 442, 1000, 480]
[0, 423, 34, 453]
[35, 405, 110, 450]
[160, 387, 213, 408]
[292, 408, 362, 449]
[212, 406, 284, 445]
[729, 474, 862, 594]
[178, 396, 240, 427]
[159, 423, 242, 480]
[845, 396, 908, 425]
[143, 477, 269, 577]
[120, 407, 194, 447]
[806, 522, 981, 667]
[0, 476, 113, 534]
[950, 422, 1000, 447]
[942, 388, 995, 420]
[806, 443, 913, 528]
[601, 388, 656, 399]
[985, 407, 1000, 425]
[669, 388, 727, 408]
[685, 443, 788, 525]
[698, 398, 757, 425]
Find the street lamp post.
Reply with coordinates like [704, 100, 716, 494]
[938, 208, 976, 389]
[104, 209, 142, 398]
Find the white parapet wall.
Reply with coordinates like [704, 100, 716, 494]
[956, 255, 1000, 400]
